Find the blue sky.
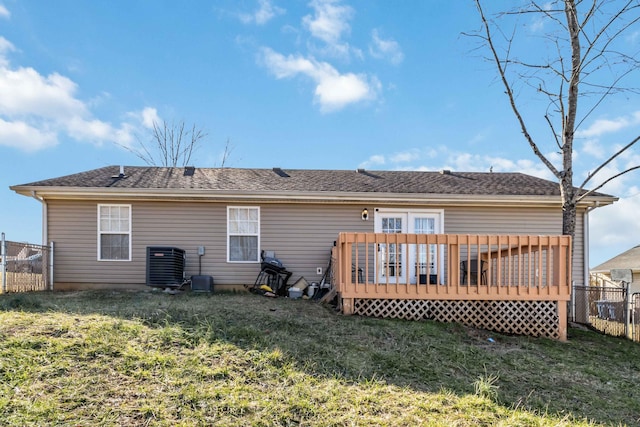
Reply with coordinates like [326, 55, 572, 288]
[0, 0, 639, 267]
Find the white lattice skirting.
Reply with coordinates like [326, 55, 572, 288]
[352, 299, 560, 339]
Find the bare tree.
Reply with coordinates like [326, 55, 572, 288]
[218, 137, 235, 168]
[128, 120, 208, 167]
[470, 0, 640, 240]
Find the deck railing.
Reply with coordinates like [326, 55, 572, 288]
[334, 233, 572, 340]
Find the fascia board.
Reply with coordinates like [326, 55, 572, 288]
[11, 185, 617, 207]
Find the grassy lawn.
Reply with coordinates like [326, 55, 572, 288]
[0, 290, 638, 426]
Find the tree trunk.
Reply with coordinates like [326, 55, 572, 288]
[560, 172, 577, 240]
[562, 201, 577, 239]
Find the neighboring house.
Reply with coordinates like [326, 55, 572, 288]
[584, 245, 640, 341]
[590, 245, 640, 294]
[11, 166, 617, 340]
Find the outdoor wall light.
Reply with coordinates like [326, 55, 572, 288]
[361, 208, 369, 221]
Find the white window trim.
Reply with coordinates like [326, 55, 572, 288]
[374, 208, 444, 233]
[97, 204, 132, 261]
[227, 206, 261, 263]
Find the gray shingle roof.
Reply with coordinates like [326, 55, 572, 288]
[591, 245, 640, 272]
[13, 165, 617, 198]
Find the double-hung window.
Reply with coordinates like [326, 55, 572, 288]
[98, 204, 131, 261]
[227, 207, 259, 262]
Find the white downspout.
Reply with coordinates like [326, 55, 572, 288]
[31, 191, 52, 290]
[42, 198, 48, 246]
[31, 190, 47, 245]
[583, 207, 591, 288]
[575, 203, 598, 322]
[583, 201, 599, 287]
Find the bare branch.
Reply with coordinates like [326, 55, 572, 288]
[475, 0, 561, 178]
[578, 0, 638, 72]
[545, 114, 562, 150]
[575, 68, 638, 131]
[579, 134, 640, 191]
[471, 0, 640, 239]
[577, 165, 640, 202]
[121, 120, 210, 167]
[219, 138, 235, 168]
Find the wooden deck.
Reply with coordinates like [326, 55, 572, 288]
[334, 233, 572, 340]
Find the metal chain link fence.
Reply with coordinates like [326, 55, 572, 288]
[573, 283, 638, 341]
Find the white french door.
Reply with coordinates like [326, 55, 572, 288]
[377, 214, 406, 284]
[375, 210, 442, 284]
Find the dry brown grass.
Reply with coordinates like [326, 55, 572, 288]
[0, 290, 638, 426]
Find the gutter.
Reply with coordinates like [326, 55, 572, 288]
[11, 186, 618, 208]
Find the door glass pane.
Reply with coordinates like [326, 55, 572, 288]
[414, 217, 436, 280]
[380, 217, 403, 278]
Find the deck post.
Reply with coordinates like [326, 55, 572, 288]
[558, 301, 568, 341]
[342, 297, 354, 315]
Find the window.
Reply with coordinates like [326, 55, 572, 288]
[228, 207, 260, 262]
[98, 204, 131, 261]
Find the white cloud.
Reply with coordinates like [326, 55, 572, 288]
[527, 2, 553, 33]
[239, 0, 285, 25]
[0, 36, 15, 67]
[576, 111, 640, 138]
[358, 154, 385, 169]
[260, 47, 379, 112]
[0, 4, 9, 19]
[303, 0, 352, 45]
[446, 152, 555, 179]
[359, 144, 558, 180]
[369, 29, 404, 65]
[254, 0, 400, 111]
[140, 107, 161, 129]
[302, 0, 356, 59]
[0, 118, 57, 151]
[65, 116, 134, 146]
[390, 150, 420, 163]
[0, 36, 13, 52]
[0, 38, 149, 152]
[581, 139, 605, 159]
[0, 67, 87, 118]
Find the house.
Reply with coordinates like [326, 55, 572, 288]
[11, 166, 617, 339]
[590, 245, 640, 294]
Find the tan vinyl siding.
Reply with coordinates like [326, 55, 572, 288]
[47, 199, 584, 289]
[444, 207, 562, 235]
[48, 201, 134, 284]
[445, 206, 584, 287]
[47, 200, 372, 288]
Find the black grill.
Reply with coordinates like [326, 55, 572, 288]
[252, 251, 292, 296]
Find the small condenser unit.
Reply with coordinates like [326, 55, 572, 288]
[146, 246, 186, 288]
[191, 275, 214, 292]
